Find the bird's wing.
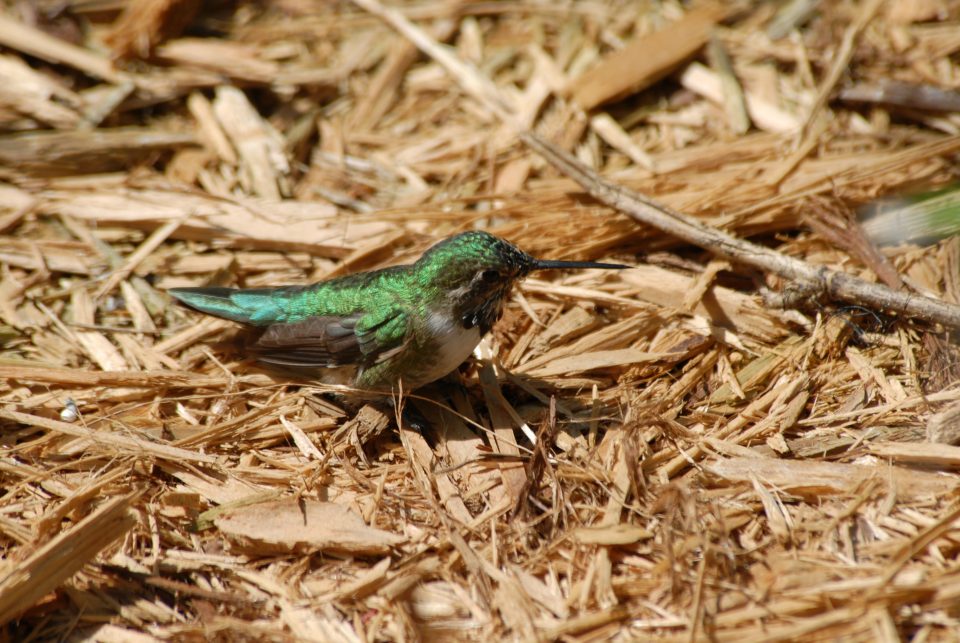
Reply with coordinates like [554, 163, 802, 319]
[252, 307, 410, 368]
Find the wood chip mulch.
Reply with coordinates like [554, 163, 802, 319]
[3, 1, 960, 640]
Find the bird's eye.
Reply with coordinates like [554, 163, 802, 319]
[480, 269, 500, 283]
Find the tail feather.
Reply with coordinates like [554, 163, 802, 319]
[167, 287, 290, 326]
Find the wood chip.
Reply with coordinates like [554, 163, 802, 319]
[570, 3, 730, 110]
[0, 493, 137, 625]
[706, 456, 958, 500]
[214, 499, 405, 555]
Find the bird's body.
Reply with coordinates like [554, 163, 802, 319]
[168, 231, 626, 391]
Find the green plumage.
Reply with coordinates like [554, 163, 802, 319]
[169, 268, 408, 325]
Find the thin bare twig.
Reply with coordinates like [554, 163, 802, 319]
[518, 131, 960, 330]
[353, 0, 960, 330]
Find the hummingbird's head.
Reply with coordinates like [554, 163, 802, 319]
[415, 231, 628, 333]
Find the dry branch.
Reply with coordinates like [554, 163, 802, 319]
[519, 131, 960, 329]
[353, 0, 960, 330]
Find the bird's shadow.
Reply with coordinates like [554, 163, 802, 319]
[191, 337, 607, 459]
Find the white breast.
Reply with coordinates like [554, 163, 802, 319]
[415, 311, 482, 387]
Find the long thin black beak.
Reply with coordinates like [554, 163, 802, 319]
[530, 258, 630, 271]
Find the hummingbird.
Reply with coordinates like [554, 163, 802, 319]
[168, 231, 627, 391]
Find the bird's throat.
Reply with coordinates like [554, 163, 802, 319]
[458, 289, 508, 334]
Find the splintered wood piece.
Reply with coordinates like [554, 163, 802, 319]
[0, 13, 126, 83]
[214, 499, 405, 555]
[212, 86, 290, 200]
[119, 281, 159, 334]
[679, 62, 800, 133]
[0, 408, 217, 464]
[0, 128, 196, 176]
[928, 401, 960, 445]
[707, 35, 750, 135]
[157, 39, 280, 83]
[279, 415, 323, 460]
[440, 388, 510, 509]
[0, 238, 103, 275]
[521, 348, 670, 379]
[620, 264, 788, 343]
[187, 91, 238, 164]
[328, 557, 391, 600]
[869, 441, 960, 468]
[572, 524, 654, 545]
[94, 216, 186, 300]
[0, 493, 137, 625]
[153, 316, 232, 356]
[44, 188, 392, 255]
[589, 113, 655, 170]
[0, 364, 224, 388]
[0, 54, 82, 129]
[70, 289, 128, 372]
[569, 3, 730, 110]
[351, 3, 464, 131]
[477, 361, 527, 503]
[706, 456, 958, 500]
[400, 411, 473, 524]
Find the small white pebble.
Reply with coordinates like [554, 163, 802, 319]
[103, 295, 126, 312]
[60, 398, 80, 423]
